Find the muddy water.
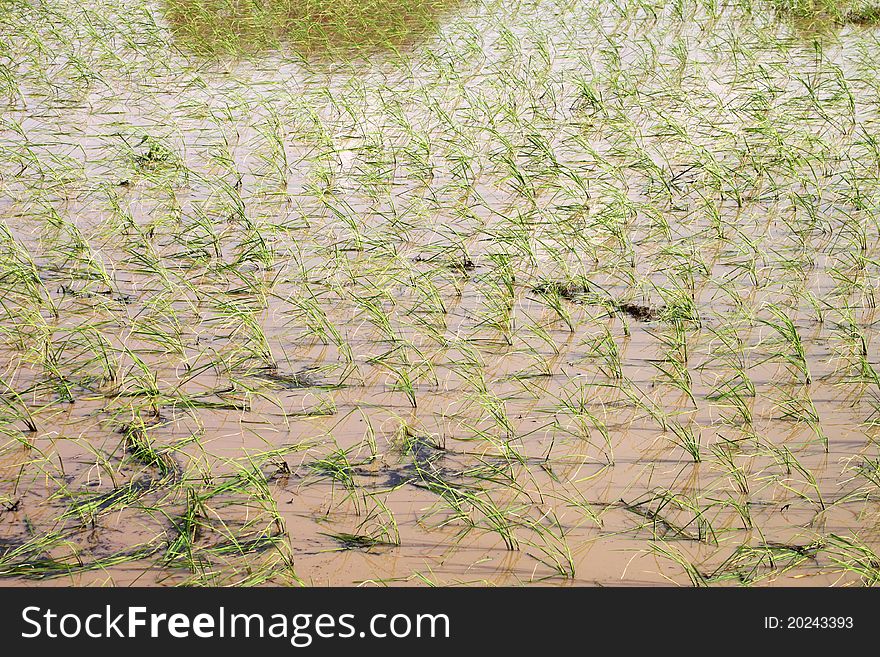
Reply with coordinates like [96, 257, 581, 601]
[1, 0, 880, 586]
[161, 0, 467, 56]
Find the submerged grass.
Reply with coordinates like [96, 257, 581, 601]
[772, 0, 880, 24]
[0, 0, 879, 586]
[162, 0, 465, 56]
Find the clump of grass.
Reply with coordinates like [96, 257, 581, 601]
[771, 0, 880, 24]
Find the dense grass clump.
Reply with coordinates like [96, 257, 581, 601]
[1, 0, 880, 587]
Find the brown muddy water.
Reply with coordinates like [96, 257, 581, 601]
[1, 0, 880, 586]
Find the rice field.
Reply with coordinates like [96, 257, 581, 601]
[2, 0, 880, 586]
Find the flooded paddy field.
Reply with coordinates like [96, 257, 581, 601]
[1, 0, 880, 586]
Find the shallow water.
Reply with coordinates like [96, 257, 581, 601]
[1, 0, 880, 586]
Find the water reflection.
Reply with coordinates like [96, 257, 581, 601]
[162, 0, 464, 57]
